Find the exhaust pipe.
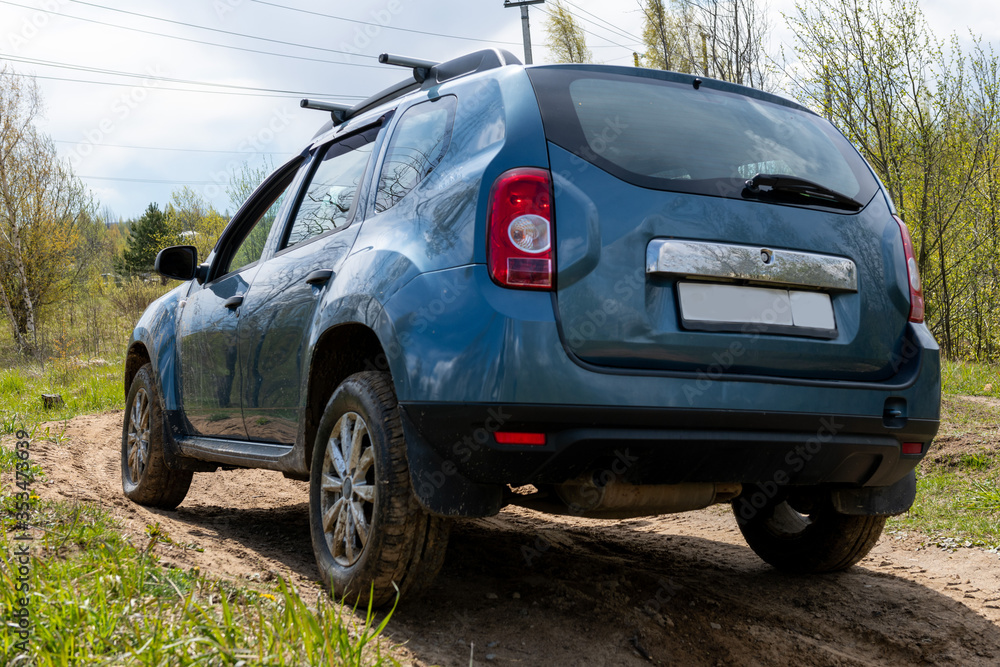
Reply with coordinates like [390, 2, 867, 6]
[554, 474, 742, 519]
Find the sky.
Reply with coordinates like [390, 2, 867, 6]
[0, 0, 997, 221]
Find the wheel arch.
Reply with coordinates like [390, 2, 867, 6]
[124, 342, 151, 398]
[302, 322, 391, 470]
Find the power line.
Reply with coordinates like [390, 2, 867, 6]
[0, 52, 367, 98]
[79, 175, 221, 185]
[249, 0, 522, 46]
[63, 0, 372, 59]
[535, 5, 637, 51]
[0, 70, 353, 99]
[0, 0, 393, 71]
[561, 0, 644, 44]
[53, 139, 285, 155]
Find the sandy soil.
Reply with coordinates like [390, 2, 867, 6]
[11, 411, 1000, 666]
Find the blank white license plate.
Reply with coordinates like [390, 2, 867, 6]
[677, 282, 836, 335]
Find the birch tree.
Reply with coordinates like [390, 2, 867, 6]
[0, 66, 92, 357]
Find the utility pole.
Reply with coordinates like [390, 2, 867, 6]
[504, 0, 544, 65]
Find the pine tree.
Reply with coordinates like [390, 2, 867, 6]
[116, 203, 178, 277]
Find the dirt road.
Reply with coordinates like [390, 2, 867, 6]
[17, 412, 1000, 666]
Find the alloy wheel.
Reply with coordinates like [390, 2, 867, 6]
[320, 411, 376, 566]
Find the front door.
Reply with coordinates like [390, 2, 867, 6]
[176, 160, 302, 439]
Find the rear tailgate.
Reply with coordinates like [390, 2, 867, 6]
[526, 66, 911, 382]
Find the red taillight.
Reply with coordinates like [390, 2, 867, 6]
[902, 442, 923, 455]
[487, 168, 554, 290]
[494, 431, 547, 445]
[894, 215, 924, 323]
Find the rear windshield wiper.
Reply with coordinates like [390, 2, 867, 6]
[744, 173, 864, 211]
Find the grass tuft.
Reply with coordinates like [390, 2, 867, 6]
[0, 499, 396, 666]
[0, 357, 124, 436]
[942, 358, 1000, 397]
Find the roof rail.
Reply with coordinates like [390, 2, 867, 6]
[301, 48, 522, 126]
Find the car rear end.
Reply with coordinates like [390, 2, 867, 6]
[390, 64, 939, 551]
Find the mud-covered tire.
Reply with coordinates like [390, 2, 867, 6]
[309, 371, 450, 607]
[733, 487, 885, 573]
[121, 364, 193, 509]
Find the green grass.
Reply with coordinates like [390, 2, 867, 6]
[942, 358, 1000, 397]
[0, 350, 396, 665]
[889, 392, 1000, 550]
[890, 471, 1000, 550]
[0, 499, 396, 666]
[939, 395, 1000, 438]
[0, 357, 124, 436]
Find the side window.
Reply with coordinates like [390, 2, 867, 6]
[374, 96, 456, 214]
[220, 160, 302, 276]
[229, 194, 285, 273]
[285, 128, 377, 248]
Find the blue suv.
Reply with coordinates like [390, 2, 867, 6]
[122, 49, 940, 606]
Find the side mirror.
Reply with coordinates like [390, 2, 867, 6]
[154, 245, 198, 281]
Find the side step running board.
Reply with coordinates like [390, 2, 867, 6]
[175, 436, 293, 471]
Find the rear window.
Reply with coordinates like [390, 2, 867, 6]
[526, 67, 879, 207]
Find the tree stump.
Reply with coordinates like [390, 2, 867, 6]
[41, 394, 64, 410]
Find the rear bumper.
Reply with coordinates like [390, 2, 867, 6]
[400, 402, 935, 489]
[382, 265, 941, 516]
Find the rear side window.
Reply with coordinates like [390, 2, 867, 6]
[284, 127, 377, 248]
[374, 96, 456, 213]
[527, 67, 879, 207]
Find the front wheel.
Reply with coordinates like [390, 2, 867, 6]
[121, 363, 193, 510]
[733, 487, 885, 573]
[309, 372, 449, 607]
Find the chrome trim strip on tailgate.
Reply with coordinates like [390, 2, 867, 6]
[646, 239, 858, 292]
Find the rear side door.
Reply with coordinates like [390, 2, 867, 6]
[176, 159, 303, 438]
[238, 124, 382, 443]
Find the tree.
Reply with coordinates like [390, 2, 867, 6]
[0, 66, 93, 356]
[116, 203, 179, 278]
[640, 0, 772, 88]
[641, 0, 697, 72]
[693, 0, 771, 88]
[545, 1, 593, 64]
[786, 0, 1000, 357]
[167, 186, 227, 262]
[226, 160, 275, 264]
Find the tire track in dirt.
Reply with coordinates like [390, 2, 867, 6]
[10, 412, 1000, 666]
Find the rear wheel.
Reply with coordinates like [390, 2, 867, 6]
[121, 364, 193, 509]
[309, 371, 449, 607]
[733, 487, 885, 573]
